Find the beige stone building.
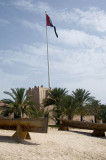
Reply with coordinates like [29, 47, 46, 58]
[27, 85, 49, 107]
[27, 86, 55, 124]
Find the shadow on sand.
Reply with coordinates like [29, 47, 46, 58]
[68, 129, 106, 140]
[0, 135, 40, 145]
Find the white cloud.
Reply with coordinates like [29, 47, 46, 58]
[1, 22, 105, 84]
[54, 7, 106, 33]
[17, 13, 105, 56]
[0, 39, 106, 102]
[12, 0, 51, 14]
[1, 1, 106, 103]
[55, 7, 106, 32]
[75, 7, 106, 32]
[12, 1, 106, 33]
[51, 28, 106, 52]
[12, 0, 34, 11]
[1, 25, 104, 82]
[21, 20, 44, 33]
[21, 19, 106, 51]
[0, 45, 47, 73]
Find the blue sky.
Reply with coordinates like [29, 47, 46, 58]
[0, 0, 106, 103]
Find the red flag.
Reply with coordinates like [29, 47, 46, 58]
[46, 14, 54, 27]
[46, 14, 58, 38]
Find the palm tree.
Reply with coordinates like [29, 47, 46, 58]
[0, 88, 39, 118]
[87, 99, 101, 123]
[60, 95, 78, 120]
[97, 104, 106, 123]
[43, 87, 68, 106]
[72, 88, 94, 121]
[27, 105, 44, 118]
[43, 87, 68, 125]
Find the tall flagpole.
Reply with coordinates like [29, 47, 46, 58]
[45, 11, 51, 89]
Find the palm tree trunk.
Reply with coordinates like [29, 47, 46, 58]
[56, 118, 60, 125]
[68, 115, 73, 120]
[14, 113, 21, 118]
[80, 115, 83, 121]
[94, 116, 97, 123]
[21, 111, 23, 118]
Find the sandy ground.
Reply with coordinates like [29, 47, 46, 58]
[0, 127, 106, 160]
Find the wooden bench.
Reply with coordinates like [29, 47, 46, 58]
[59, 119, 106, 137]
[0, 117, 48, 141]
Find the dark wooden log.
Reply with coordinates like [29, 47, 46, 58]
[0, 117, 48, 141]
[59, 119, 106, 137]
[58, 124, 69, 131]
[91, 130, 105, 137]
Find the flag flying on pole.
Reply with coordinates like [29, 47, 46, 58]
[46, 14, 58, 38]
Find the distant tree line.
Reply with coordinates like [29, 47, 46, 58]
[0, 87, 106, 125]
[43, 88, 106, 124]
